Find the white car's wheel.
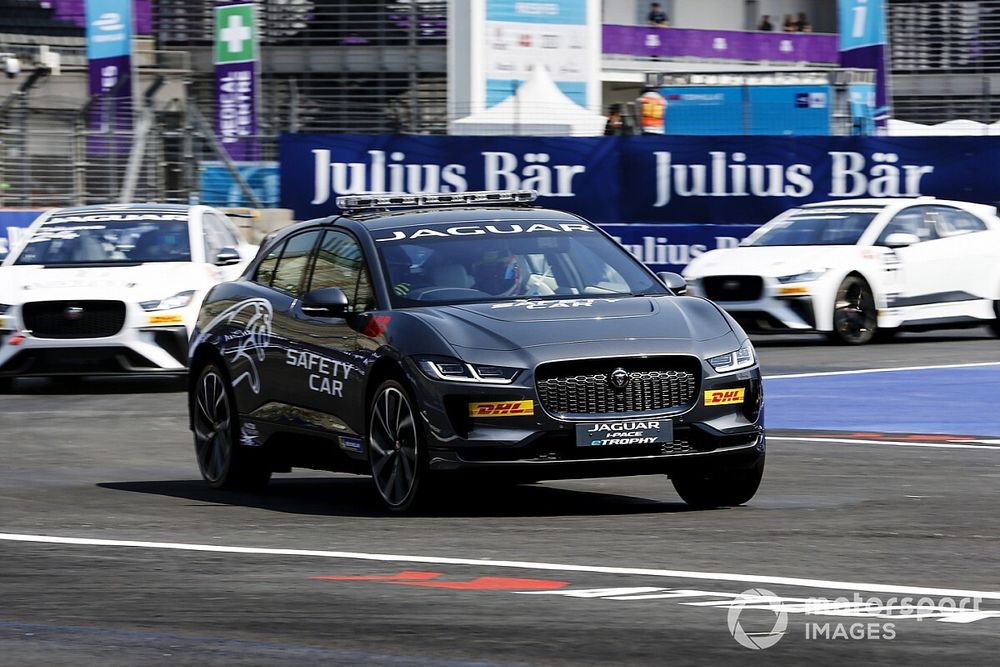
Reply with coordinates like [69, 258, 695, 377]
[828, 275, 878, 345]
[991, 299, 1000, 338]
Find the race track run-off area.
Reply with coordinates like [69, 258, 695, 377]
[2, 330, 1000, 665]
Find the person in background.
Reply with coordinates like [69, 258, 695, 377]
[604, 103, 625, 135]
[647, 3, 669, 27]
[637, 87, 666, 135]
[796, 12, 812, 32]
[782, 14, 797, 32]
[758, 15, 774, 31]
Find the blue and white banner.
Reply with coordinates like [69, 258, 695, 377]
[482, 0, 599, 109]
[281, 134, 1000, 226]
[838, 0, 889, 122]
[85, 0, 134, 149]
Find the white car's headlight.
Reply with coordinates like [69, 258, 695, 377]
[140, 290, 196, 312]
[776, 270, 826, 284]
[417, 357, 520, 384]
[708, 339, 756, 374]
[0, 303, 9, 314]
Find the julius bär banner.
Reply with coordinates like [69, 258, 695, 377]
[214, 1, 259, 160]
[281, 133, 1000, 226]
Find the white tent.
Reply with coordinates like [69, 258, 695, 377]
[886, 118, 1000, 136]
[449, 67, 606, 137]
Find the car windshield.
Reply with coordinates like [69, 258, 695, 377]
[14, 213, 192, 266]
[745, 208, 880, 246]
[375, 219, 667, 306]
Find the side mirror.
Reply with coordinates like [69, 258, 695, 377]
[883, 232, 920, 248]
[657, 271, 687, 295]
[214, 247, 242, 266]
[301, 287, 349, 318]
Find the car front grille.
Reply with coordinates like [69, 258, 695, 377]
[702, 276, 763, 301]
[535, 357, 699, 416]
[22, 300, 127, 339]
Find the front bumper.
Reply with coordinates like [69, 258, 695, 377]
[0, 302, 195, 377]
[687, 276, 822, 334]
[408, 356, 764, 479]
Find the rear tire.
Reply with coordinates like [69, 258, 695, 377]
[828, 275, 878, 345]
[991, 299, 1000, 337]
[367, 378, 426, 512]
[0, 376, 12, 393]
[192, 363, 271, 490]
[671, 454, 765, 509]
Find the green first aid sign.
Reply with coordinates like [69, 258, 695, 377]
[215, 3, 256, 64]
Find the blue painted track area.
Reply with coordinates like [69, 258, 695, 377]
[764, 365, 1000, 436]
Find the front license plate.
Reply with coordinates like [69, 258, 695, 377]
[576, 419, 673, 447]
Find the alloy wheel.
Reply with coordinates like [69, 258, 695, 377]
[368, 384, 419, 508]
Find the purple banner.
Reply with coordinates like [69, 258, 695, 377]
[87, 53, 134, 153]
[215, 61, 258, 161]
[85, 0, 134, 154]
[602, 25, 839, 64]
[45, 0, 152, 34]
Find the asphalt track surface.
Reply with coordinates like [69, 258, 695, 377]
[2, 326, 1000, 665]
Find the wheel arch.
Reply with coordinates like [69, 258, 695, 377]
[815, 268, 880, 332]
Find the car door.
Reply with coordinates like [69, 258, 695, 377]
[254, 229, 325, 422]
[931, 206, 994, 301]
[875, 205, 950, 309]
[287, 228, 375, 435]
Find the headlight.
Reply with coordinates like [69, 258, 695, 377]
[707, 339, 756, 374]
[776, 270, 826, 284]
[0, 303, 9, 315]
[416, 356, 520, 384]
[140, 290, 196, 312]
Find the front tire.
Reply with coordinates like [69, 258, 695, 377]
[192, 363, 271, 490]
[368, 379, 425, 512]
[991, 298, 1000, 337]
[671, 454, 765, 509]
[828, 275, 878, 345]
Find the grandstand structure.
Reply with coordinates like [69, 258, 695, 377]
[0, 0, 998, 207]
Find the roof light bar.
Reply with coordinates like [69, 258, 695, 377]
[336, 189, 538, 212]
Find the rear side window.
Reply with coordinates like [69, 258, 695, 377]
[272, 231, 321, 296]
[937, 208, 987, 236]
[254, 245, 281, 286]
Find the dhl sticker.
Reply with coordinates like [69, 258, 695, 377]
[147, 313, 184, 325]
[469, 400, 534, 417]
[704, 388, 745, 406]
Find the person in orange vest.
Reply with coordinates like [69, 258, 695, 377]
[637, 86, 666, 135]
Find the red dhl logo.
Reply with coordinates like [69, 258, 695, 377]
[704, 388, 745, 406]
[469, 400, 534, 417]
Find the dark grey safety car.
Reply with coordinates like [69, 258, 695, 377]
[188, 190, 765, 511]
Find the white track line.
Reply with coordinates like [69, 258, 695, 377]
[1, 532, 999, 601]
[763, 360, 1000, 380]
[771, 436, 1000, 451]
